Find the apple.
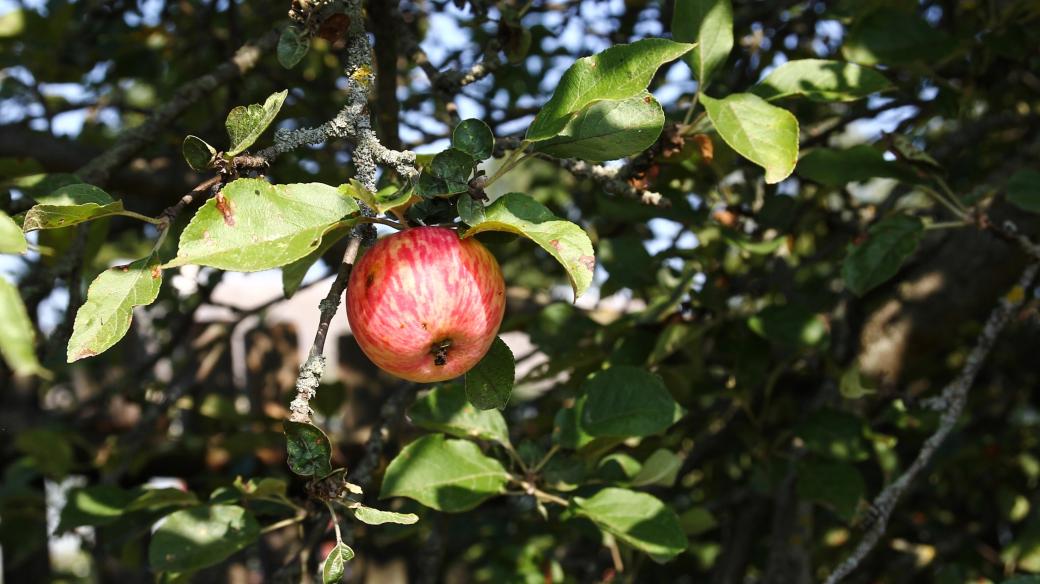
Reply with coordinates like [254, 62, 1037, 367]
[346, 226, 506, 382]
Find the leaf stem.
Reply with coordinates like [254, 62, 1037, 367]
[325, 501, 344, 544]
[508, 475, 569, 507]
[118, 210, 165, 225]
[933, 176, 971, 213]
[260, 511, 307, 534]
[920, 186, 969, 220]
[925, 220, 968, 231]
[682, 90, 701, 125]
[355, 216, 406, 230]
[502, 443, 530, 474]
[484, 142, 531, 189]
[530, 444, 560, 474]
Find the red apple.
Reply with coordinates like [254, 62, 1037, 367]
[346, 226, 506, 382]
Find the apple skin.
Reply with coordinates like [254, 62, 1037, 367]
[346, 226, 506, 383]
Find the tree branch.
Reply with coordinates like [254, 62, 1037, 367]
[825, 261, 1040, 584]
[76, 29, 280, 185]
[288, 237, 361, 424]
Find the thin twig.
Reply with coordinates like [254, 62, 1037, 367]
[288, 237, 361, 424]
[553, 157, 668, 207]
[76, 30, 279, 185]
[825, 262, 1039, 584]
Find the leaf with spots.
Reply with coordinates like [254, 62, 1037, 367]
[284, 421, 333, 478]
[168, 178, 359, 272]
[148, 505, 260, 572]
[67, 252, 163, 363]
[461, 192, 595, 300]
[225, 89, 288, 156]
[282, 223, 353, 299]
[464, 337, 514, 410]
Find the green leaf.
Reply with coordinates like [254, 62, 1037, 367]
[408, 384, 511, 445]
[67, 252, 162, 362]
[380, 434, 508, 512]
[580, 366, 684, 438]
[797, 145, 918, 186]
[430, 148, 475, 186]
[796, 409, 870, 462]
[277, 26, 309, 69]
[32, 182, 112, 205]
[721, 230, 786, 255]
[1007, 170, 1040, 214]
[526, 38, 695, 141]
[572, 487, 686, 561]
[284, 421, 333, 478]
[225, 89, 288, 156]
[553, 399, 595, 449]
[532, 93, 665, 161]
[842, 214, 924, 296]
[678, 507, 718, 536]
[840, 365, 876, 400]
[452, 118, 495, 161]
[796, 459, 865, 522]
[281, 222, 352, 299]
[322, 542, 354, 584]
[751, 59, 892, 102]
[339, 180, 414, 214]
[1002, 578, 1040, 584]
[126, 488, 199, 512]
[747, 304, 828, 348]
[464, 337, 514, 410]
[22, 200, 125, 231]
[671, 0, 733, 87]
[842, 7, 955, 66]
[462, 192, 595, 300]
[700, 93, 799, 184]
[21, 183, 123, 232]
[631, 449, 682, 487]
[0, 210, 27, 253]
[0, 277, 46, 377]
[456, 195, 485, 226]
[169, 178, 359, 272]
[182, 135, 217, 172]
[57, 485, 137, 532]
[350, 505, 419, 526]
[148, 505, 260, 572]
[3, 172, 82, 200]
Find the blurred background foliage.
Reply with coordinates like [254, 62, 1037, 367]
[2, 0, 1040, 583]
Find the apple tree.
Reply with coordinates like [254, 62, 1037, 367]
[2, 0, 1040, 582]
